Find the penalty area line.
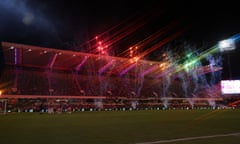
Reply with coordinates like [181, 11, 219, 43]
[135, 132, 240, 144]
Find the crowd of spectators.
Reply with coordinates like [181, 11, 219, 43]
[0, 66, 229, 112]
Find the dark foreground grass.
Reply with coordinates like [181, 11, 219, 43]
[0, 109, 240, 144]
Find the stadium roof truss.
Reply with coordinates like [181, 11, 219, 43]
[1, 42, 222, 78]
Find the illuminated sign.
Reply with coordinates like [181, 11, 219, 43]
[221, 80, 240, 94]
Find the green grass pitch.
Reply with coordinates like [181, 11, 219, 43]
[0, 109, 240, 144]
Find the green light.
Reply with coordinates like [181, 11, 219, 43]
[183, 59, 198, 72]
[186, 53, 192, 58]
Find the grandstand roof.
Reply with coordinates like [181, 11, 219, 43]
[1, 41, 222, 78]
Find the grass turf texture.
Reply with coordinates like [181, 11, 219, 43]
[0, 109, 240, 144]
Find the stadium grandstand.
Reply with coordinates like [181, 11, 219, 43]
[0, 41, 228, 113]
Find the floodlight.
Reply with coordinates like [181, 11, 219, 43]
[218, 39, 235, 52]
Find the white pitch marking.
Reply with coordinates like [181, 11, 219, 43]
[135, 132, 240, 144]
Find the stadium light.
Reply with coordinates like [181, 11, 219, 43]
[218, 38, 235, 52]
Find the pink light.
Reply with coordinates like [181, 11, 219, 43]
[75, 56, 88, 71]
[49, 53, 58, 69]
[98, 60, 114, 75]
[120, 63, 137, 76]
[140, 65, 159, 77]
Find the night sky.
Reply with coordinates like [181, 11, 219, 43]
[0, 0, 239, 79]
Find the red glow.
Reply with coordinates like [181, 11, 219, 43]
[98, 46, 103, 50]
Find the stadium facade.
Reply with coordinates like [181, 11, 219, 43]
[0, 42, 227, 113]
